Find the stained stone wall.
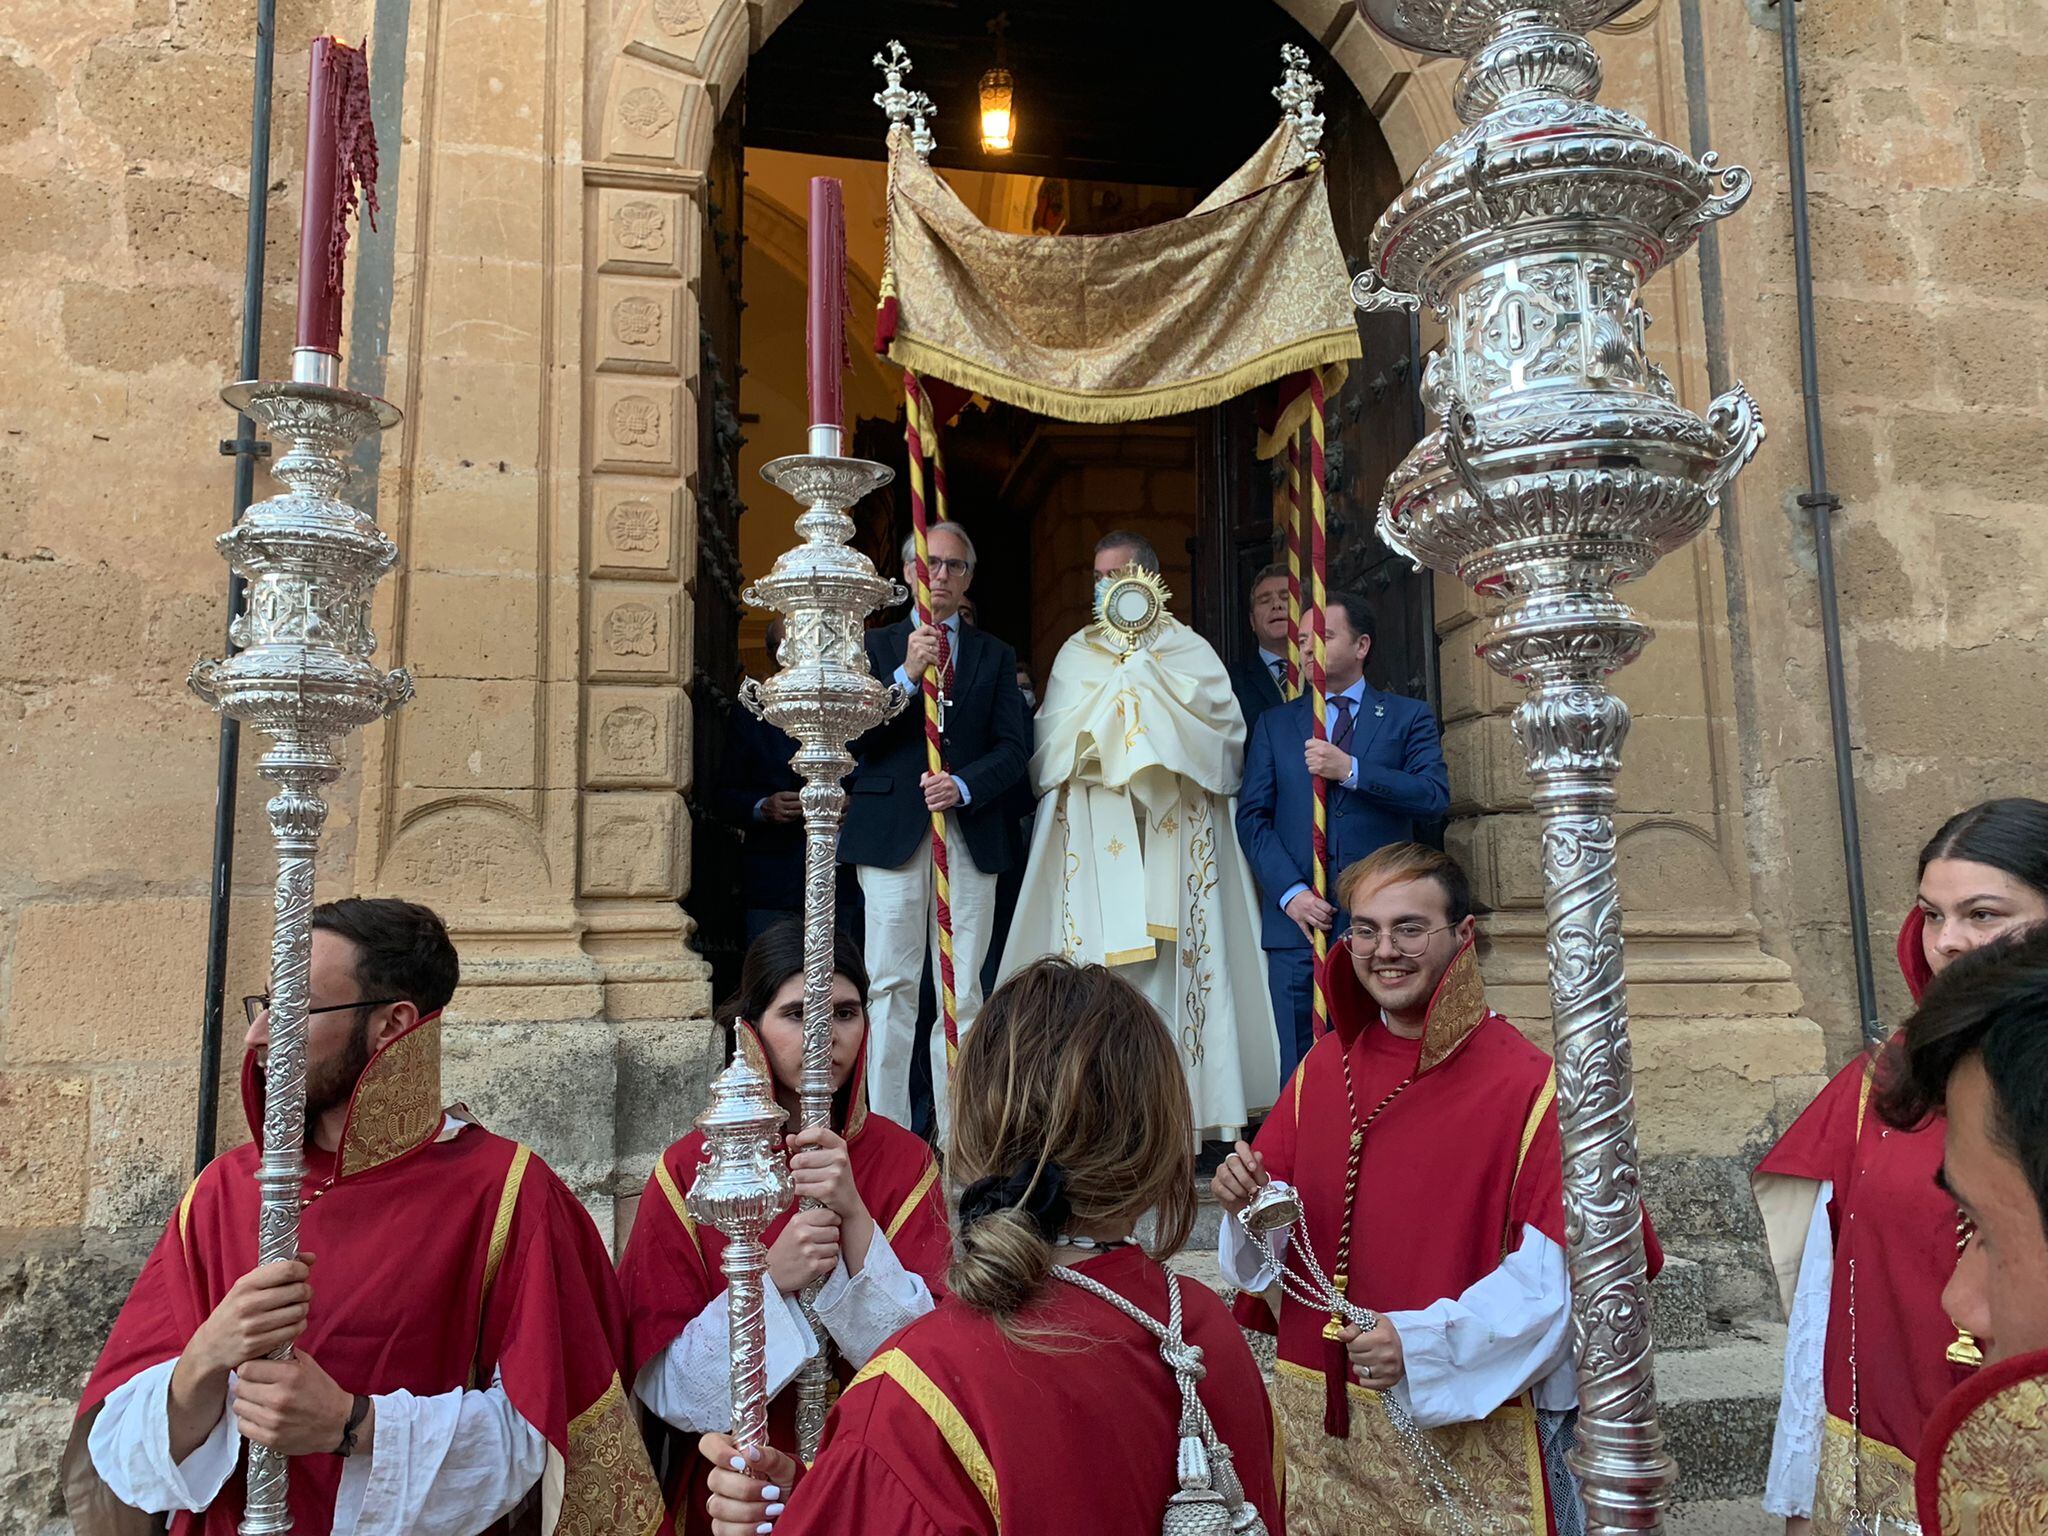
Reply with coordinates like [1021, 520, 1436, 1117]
[1700, 0, 2048, 1065]
[2, 4, 374, 1528]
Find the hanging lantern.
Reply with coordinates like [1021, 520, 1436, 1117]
[978, 65, 1014, 153]
[980, 13, 1014, 155]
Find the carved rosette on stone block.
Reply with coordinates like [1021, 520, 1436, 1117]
[1354, 1, 1764, 1531]
[188, 372, 411, 1536]
[743, 451, 905, 1460]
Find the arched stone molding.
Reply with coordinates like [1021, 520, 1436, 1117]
[578, 8, 1821, 1216]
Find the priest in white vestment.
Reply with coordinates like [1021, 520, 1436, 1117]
[999, 531, 1281, 1141]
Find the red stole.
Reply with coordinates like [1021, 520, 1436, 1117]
[1916, 1345, 2048, 1535]
[75, 1017, 666, 1535]
[1234, 943, 1569, 1434]
[775, 1247, 1284, 1536]
[1754, 911, 1969, 1463]
[617, 1022, 949, 1536]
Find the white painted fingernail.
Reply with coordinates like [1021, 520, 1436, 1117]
[767, 1503, 786, 1517]
[758, 1524, 774, 1534]
[730, 1457, 747, 1471]
[762, 1485, 781, 1500]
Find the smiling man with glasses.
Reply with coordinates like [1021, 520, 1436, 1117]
[70, 898, 663, 1536]
[1211, 841, 1662, 1536]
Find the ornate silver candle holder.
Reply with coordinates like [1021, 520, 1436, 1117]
[188, 362, 410, 1536]
[685, 1056, 796, 1457]
[743, 447, 905, 1458]
[1353, 2, 1765, 1529]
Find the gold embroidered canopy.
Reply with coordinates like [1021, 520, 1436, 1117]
[877, 122, 1359, 436]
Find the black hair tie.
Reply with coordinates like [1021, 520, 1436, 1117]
[958, 1159, 1071, 1242]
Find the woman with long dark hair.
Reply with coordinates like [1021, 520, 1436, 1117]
[1753, 797, 2048, 1533]
[618, 919, 949, 1535]
[695, 958, 1284, 1535]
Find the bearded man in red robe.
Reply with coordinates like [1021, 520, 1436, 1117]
[64, 897, 666, 1536]
[1213, 842, 1660, 1536]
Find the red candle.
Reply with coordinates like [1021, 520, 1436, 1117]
[806, 176, 847, 434]
[295, 37, 379, 357]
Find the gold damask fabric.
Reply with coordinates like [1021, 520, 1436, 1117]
[882, 123, 1360, 425]
[1815, 1414, 1917, 1534]
[1418, 942, 1489, 1076]
[1928, 1359, 2048, 1535]
[335, 1014, 444, 1179]
[553, 1373, 666, 1536]
[1272, 1361, 1545, 1535]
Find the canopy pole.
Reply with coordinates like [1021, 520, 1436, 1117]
[1307, 372, 1331, 1039]
[903, 372, 962, 1083]
[1283, 439, 1304, 700]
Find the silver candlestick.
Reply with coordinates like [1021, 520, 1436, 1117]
[744, 439, 904, 1460]
[1354, 2, 1764, 1530]
[188, 350, 411, 1536]
[685, 1056, 796, 1457]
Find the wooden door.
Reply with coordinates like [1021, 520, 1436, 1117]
[1319, 84, 1435, 711]
[688, 89, 750, 999]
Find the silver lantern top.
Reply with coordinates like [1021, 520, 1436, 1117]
[744, 455, 907, 781]
[685, 1056, 795, 1241]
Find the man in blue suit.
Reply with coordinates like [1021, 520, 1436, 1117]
[1235, 589, 1450, 1083]
[1228, 563, 1295, 729]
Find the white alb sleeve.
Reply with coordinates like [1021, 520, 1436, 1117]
[811, 1227, 935, 1368]
[1763, 1180, 1835, 1519]
[1217, 1209, 1289, 1294]
[633, 1283, 820, 1433]
[86, 1358, 243, 1514]
[1385, 1224, 1572, 1430]
[334, 1368, 548, 1536]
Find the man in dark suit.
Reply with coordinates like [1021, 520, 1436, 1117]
[1228, 562, 1296, 729]
[1235, 589, 1450, 1083]
[841, 521, 1030, 1131]
[711, 620, 806, 943]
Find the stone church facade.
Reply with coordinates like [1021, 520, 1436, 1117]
[1, 0, 2042, 1523]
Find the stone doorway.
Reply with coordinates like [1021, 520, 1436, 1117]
[695, 3, 1433, 994]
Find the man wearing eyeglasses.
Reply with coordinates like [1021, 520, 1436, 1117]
[840, 521, 1030, 1139]
[1235, 588, 1450, 1084]
[1210, 843, 1659, 1536]
[68, 898, 664, 1536]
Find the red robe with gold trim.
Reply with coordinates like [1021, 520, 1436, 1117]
[1916, 1345, 2048, 1535]
[773, 1245, 1284, 1535]
[69, 1015, 667, 1536]
[1754, 912, 1970, 1526]
[618, 1023, 949, 1536]
[1233, 942, 1660, 1535]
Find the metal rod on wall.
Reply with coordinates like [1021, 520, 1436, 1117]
[1774, 0, 1884, 1048]
[194, 0, 279, 1176]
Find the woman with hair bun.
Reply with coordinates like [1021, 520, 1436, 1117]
[1754, 797, 2048, 1534]
[697, 957, 1284, 1536]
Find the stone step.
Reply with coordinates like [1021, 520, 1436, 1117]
[1660, 1323, 1785, 1503]
[1654, 1254, 1711, 1350]
[1667, 1498, 1779, 1535]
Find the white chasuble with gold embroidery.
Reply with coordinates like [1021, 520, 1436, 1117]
[998, 617, 1280, 1139]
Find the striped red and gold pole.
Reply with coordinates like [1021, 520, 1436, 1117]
[1283, 438, 1304, 700]
[903, 372, 961, 1070]
[1306, 370, 1331, 1040]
